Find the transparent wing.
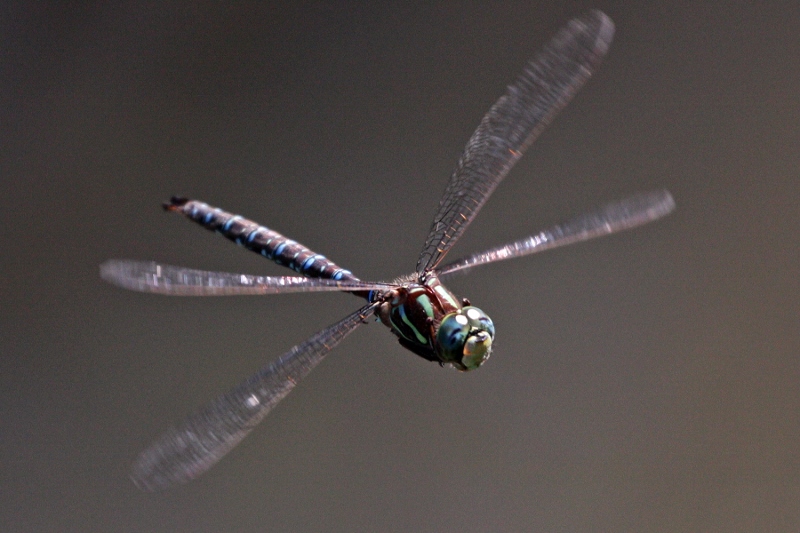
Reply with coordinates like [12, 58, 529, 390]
[437, 190, 675, 277]
[130, 303, 377, 491]
[100, 260, 395, 296]
[416, 10, 614, 275]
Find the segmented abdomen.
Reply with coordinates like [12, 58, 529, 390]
[165, 197, 356, 281]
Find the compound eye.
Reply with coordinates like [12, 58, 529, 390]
[463, 306, 495, 338]
[436, 313, 471, 363]
[462, 330, 492, 370]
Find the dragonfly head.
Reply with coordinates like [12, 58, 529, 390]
[436, 306, 495, 371]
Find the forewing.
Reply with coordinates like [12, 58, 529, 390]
[416, 10, 614, 274]
[437, 190, 675, 276]
[100, 260, 394, 296]
[130, 303, 377, 491]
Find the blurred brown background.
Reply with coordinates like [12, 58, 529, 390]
[2, 2, 798, 531]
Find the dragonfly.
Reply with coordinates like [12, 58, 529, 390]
[101, 10, 675, 491]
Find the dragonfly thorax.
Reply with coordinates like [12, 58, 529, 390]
[373, 274, 495, 371]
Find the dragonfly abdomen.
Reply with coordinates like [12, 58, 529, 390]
[164, 197, 356, 281]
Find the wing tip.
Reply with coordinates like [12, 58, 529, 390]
[661, 189, 676, 213]
[99, 259, 157, 291]
[130, 443, 195, 492]
[130, 467, 178, 493]
[130, 471, 164, 493]
[584, 10, 615, 42]
[99, 259, 125, 286]
[650, 189, 677, 219]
